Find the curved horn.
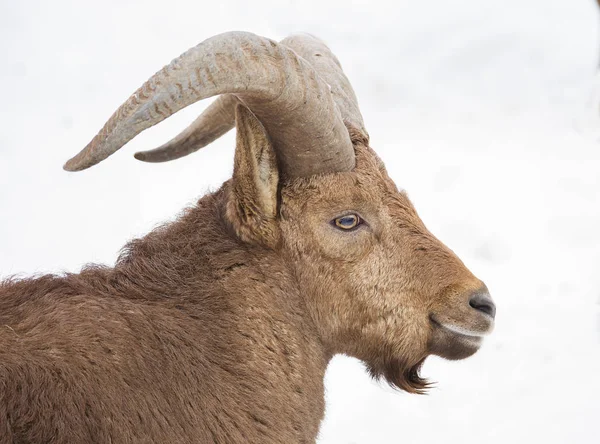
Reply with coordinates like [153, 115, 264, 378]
[133, 95, 237, 163]
[281, 34, 367, 136]
[133, 34, 367, 163]
[64, 31, 354, 178]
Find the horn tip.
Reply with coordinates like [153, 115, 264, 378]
[63, 154, 91, 172]
[63, 159, 80, 172]
[133, 151, 147, 161]
[133, 150, 162, 163]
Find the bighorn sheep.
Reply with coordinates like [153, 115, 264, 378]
[0, 32, 496, 443]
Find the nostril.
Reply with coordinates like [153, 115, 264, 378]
[469, 291, 496, 319]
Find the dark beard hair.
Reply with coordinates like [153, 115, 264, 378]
[367, 356, 430, 394]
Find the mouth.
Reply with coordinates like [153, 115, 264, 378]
[428, 315, 493, 360]
[431, 318, 492, 339]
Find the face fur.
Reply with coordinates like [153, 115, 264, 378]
[279, 145, 494, 392]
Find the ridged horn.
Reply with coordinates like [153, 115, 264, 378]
[133, 34, 367, 164]
[281, 34, 367, 136]
[64, 31, 354, 178]
[133, 95, 237, 163]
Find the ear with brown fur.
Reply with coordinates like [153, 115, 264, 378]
[226, 104, 280, 247]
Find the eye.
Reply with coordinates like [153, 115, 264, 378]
[333, 214, 362, 230]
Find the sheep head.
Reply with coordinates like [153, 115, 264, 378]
[65, 32, 495, 393]
[278, 143, 493, 392]
[225, 105, 493, 392]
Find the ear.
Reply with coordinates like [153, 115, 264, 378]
[226, 104, 280, 247]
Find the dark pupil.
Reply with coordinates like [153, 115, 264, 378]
[338, 216, 356, 228]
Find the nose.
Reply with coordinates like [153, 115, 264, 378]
[469, 290, 496, 319]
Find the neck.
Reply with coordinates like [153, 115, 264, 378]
[113, 187, 331, 441]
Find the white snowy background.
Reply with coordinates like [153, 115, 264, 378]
[1, 0, 599, 442]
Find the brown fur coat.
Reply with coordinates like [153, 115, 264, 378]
[0, 187, 327, 443]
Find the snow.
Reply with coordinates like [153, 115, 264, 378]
[1, 0, 599, 442]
